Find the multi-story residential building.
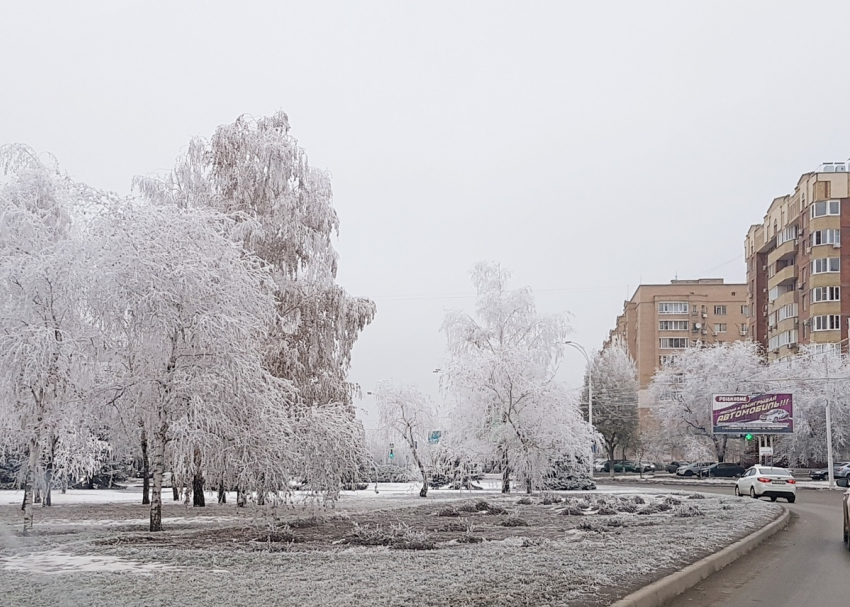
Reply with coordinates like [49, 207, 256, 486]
[605, 279, 748, 426]
[745, 161, 850, 360]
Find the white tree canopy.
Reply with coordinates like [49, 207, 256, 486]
[441, 262, 593, 493]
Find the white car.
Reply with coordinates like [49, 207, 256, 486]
[838, 477, 850, 550]
[734, 465, 796, 503]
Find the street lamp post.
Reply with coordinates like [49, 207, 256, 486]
[564, 341, 592, 427]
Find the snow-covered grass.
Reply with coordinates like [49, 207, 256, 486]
[0, 487, 782, 607]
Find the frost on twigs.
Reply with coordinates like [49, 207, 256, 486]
[347, 522, 435, 550]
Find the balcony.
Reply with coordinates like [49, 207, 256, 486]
[767, 239, 796, 265]
[768, 264, 797, 288]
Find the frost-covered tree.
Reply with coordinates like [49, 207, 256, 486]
[441, 262, 593, 493]
[651, 341, 768, 462]
[132, 112, 376, 413]
[375, 381, 438, 497]
[0, 145, 110, 532]
[584, 338, 638, 477]
[86, 200, 301, 531]
[768, 348, 850, 465]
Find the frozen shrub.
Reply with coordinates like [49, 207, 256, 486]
[289, 516, 322, 529]
[633, 496, 646, 505]
[662, 496, 682, 506]
[606, 518, 626, 528]
[541, 493, 563, 505]
[349, 522, 436, 550]
[687, 493, 706, 500]
[517, 497, 532, 505]
[637, 504, 661, 515]
[721, 504, 733, 510]
[438, 521, 468, 532]
[456, 534, 483, 544]
[474, 500, 492, 512]
[500, 515, 529, 527]
[674, 504, 705, 518]
[457, 502, 479, 513]
[437, 507, 460, 517]
[617, 501, 637, 514]
[560, 504, 584, 516]
[596, 505, 618, 516]
[576, 520, 603, 532]
[656, 502, 672, 512]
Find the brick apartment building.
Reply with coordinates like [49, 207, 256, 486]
[745, 161, 850, 360]
[605, 279, 748, 426]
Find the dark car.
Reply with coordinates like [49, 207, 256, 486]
[809, 462, 850, 480]
[666, 461, 688, 474]
[701, 462, 745, 478]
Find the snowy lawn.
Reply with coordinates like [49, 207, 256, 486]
[0, 486, 782, 607]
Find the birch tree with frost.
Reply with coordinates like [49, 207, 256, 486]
[441, 262, 593, 493]
[651, 341, 768, 462]
[375, 380, 438, 497]
[132, 112, 375, 496]
[0, 145, 110, 531]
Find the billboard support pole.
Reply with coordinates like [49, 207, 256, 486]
[826, 398, 835, 489]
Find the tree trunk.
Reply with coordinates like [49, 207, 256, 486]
[149, 426, 166, 532]
[501, 447, 510, 494]
[218, 483, 226, 504]
[407, 429, 429, 498]
[141, 428, 150, 505]
[192, 447, 205, 507]
[43, 465, 53, 507]
[172, 478, 180, 501]
[607, 444, 616, 479]
[236, 487, 247, 507]
[23, 438, 39, 534]
[525, 478, 532, 494]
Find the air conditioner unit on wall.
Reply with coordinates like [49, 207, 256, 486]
[702, 313, 707, 318]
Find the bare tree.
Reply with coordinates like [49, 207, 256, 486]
[375, 381, 438, 497]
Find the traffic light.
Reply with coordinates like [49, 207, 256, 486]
[744, 433, 754, 441]
[389, 443, 395, 459]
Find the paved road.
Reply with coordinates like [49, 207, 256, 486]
[615, 482, 849, 606]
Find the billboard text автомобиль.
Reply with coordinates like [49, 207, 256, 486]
[711, 393, 793, 434]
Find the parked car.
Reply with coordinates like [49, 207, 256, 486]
[837, 477, 850, 550]
[837, 462, 850, 479]
[734, 465, 796, 503]
[666, 461, 688, 474]
[701, 462, 745, 478]
[594, 460, 608, 472]
[809, 462, 850, 481]
[676, 462, 716, 477]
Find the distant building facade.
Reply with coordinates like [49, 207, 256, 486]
[745, 161, 850, 360]
[605, 279, 748, 425]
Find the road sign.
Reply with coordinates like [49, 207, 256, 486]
[759, 446, 773, 456]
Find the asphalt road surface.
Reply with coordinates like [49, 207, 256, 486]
[616, 482, 849, 606]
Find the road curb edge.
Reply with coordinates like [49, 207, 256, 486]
[608, 506, 791, 607]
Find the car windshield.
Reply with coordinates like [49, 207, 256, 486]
[759, 467, 791, 476]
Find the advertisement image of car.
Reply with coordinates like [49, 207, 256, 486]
[712, 393, 794, 434]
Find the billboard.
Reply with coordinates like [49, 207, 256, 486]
[712, 393, 793, 434]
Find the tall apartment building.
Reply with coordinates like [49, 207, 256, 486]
[605, 279, 748, 425]
[745, 161, 850, 360]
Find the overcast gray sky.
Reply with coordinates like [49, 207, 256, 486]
[3, 2, 850, 427]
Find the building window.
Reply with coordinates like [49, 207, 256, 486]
[812, 257, 840, 274]
[768, 330, 798, 351]
[811, 229, 841, 247]
[659, 355, 680, 366]
[741, 305, 749, 317]
[659, 337, 689, 349]
[714, 323, 727, 333]
[658, 302, 689, 314]
[740, 325, 749, 336]
[777, 303, 798, 321]
[811, 286, 841, 302]
[776, 225, 798, 245]
[659, 320, 689, 331]
[810, 200, 840, 219]
[812, 315, 841, 331]
[714, 305, 727, 315]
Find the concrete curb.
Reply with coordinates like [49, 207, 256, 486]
[609, 507, 790, 607]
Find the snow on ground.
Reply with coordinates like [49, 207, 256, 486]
[0, 483, 783, 607]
